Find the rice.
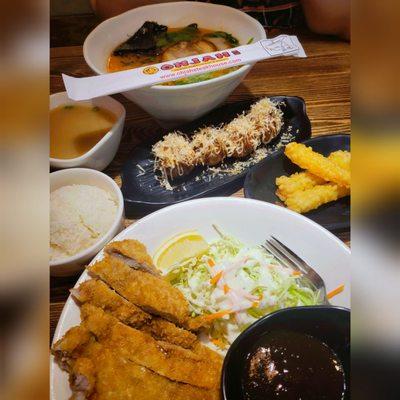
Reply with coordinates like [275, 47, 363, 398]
[50, 184, 118, 262]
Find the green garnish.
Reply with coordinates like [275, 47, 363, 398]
[156, 24, 200, 47]
[203, 31, 240, 46]
[247, 37, 254, 44]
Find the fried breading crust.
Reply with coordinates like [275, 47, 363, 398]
[81, 305, 221, 390]
[276, 172, 326, 199]
[142, 317, 197, 348]
[105, 239, 161, 276]
[72, 347, 220, 400]
[94, 349, 220, 400]
[53, 326, 220, 400]
[52, 325, 92, 355]
[285, 143, 350, 188]
[72, 279, 151, 326]
[328, 150, 351, 171]
[88, 255, 189, 325]
[69, 357, 96, 400]
[284, 183, 350, 213]
[73, 279, 197, 348]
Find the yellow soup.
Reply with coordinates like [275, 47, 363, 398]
[50, 105, 117, 159]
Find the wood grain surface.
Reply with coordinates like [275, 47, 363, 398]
[50, 28, 350, 340]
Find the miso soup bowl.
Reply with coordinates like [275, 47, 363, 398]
[50, 91, 126, 171]
[83, 1, 266, 125]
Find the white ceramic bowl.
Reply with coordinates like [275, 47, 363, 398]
[50, 91, 126, 171]
[51, 197, 350, 399]
[50, 168, 125, 277]
[83, 1, 266, 124]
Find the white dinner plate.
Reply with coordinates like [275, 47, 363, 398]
[51, 197, 350, 400]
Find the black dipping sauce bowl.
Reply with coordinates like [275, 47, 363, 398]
[222, 306, 350, 400]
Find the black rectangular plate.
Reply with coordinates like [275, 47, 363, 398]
[122, 96, 311, 218]
[244, 134, 350, 233]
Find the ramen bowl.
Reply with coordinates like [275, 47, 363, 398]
[83, 1, 266, 125]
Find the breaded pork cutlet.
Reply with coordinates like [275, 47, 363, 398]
[93, 348, 220, 400]
[105, 239, 161, 276]
[142, 317, 197, 348]
[53, 325, 219, 400]
[88, 255, 189, 326]
[71, 279, 150, 326]
[52, 325, 100, 400]
[72, 279, 197, 348]
[81, 305, 222, 390]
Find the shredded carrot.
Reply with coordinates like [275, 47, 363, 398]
[208, 258, 215, 267]
[223, 284, 230, 294]
[327, 284, 345, 299]
[203, 309, 233, 321]
[252, 301, 259, 308]
[292, 270, 302, 277]
[210, 271, 223, 285]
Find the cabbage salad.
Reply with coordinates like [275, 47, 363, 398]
[164, 231, 321, 352]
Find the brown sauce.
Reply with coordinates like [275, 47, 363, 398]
[242, 330, 345, 400]
[50, 105, 117, 159]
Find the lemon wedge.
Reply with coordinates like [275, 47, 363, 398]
[153, 230, 209, 270]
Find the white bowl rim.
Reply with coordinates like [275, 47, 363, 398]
[49, 168, 124, 267]
[83, 1, 266, 91]
[50, 92, 126, 163]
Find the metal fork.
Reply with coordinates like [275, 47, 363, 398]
[262, 236, 328, 304]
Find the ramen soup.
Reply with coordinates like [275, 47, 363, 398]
[108, 22, 241, 85]
[50, 104, 117, 159]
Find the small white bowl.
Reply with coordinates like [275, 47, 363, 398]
[50, 91, 126, 171]
[50, 168, 125, 277]
[83, 1, 266, 124]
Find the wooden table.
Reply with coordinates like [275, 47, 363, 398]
[50, 29, 350, 340]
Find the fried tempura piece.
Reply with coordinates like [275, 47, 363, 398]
[284, 183, 350, 213]
[72, 279, 151, 326]
[276, 149, 351, 202]
[88, 255, 189, 325]
[152, 132, 196, 179]
[105, 239, 161, 276]
[276, 172, 326, 199]
[81, 305, 221, 390]
[73, 279, 197, 348]
[285, 142, 350, 188]
[248, 97, 283, 144]
[328, 150, 351, 171]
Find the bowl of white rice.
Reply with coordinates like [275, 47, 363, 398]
[50, 168, 124, 276]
